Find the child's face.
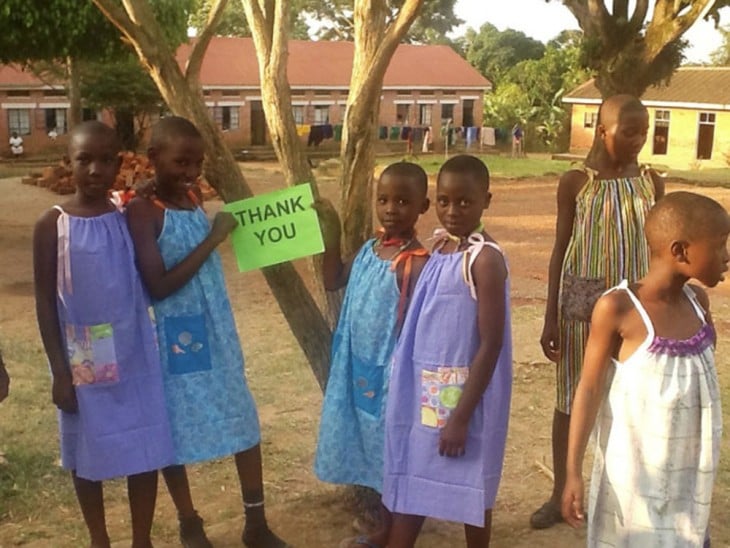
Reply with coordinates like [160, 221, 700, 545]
[686, 221, 730, 287]
[375, 173, 428, 238]
[69, 133, 120, 200]
[150, 136, 204, 192]
[435, 172, 490, 237]
[601, 109, 649, 164]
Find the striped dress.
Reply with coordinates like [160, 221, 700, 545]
[556, 166, 656, 413]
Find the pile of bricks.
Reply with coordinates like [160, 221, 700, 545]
[20, 151, 218, 200]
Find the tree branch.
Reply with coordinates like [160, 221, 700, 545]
[186, 0, 229, 85]
[645, 0, 713, 59]
[613, 0, 629, 20]
[91, 0, 139, 40]
[629, 0, 649, 31]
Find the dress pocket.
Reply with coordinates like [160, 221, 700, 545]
[420, 366, 469, 428]
[163, 314, 212, 375]
[351, 355, 385, 417]
[65, 323, 120, 386]
[561, 274, 605, 323]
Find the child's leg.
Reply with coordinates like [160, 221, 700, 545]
[464, 509, 492, 548]
[162, 465, 196, 518]
[551, 409, 570, 504]
[127, 470, 158, 548]
[162, 465, 212, 548]
[72, 472, 110, 548]
[386, 512, 425, 548]
[234, 444, 288, 547]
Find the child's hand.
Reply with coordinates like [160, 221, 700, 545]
[540, 319, 560, 362]
[561, 474, 585, 528]
[210, 211, 239, 244]
[312, 199, 341, 250]
[439, 416, 468, 457]
[0, 364, 8, 403]
[52, 372, 78, 414]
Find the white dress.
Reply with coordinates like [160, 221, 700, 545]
[589, 281, 722, 547]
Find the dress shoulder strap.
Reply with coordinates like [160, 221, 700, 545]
[463, 234, 507, 300]
[609, 280, 655, 340]
[682, 285, 708, 325]
[55, 206, 72, 301]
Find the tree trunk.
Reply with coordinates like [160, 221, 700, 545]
[92, 0, 333, 389]
[66, 56, 82, 128]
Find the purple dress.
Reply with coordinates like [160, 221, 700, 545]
[382, 239, 512, 527]
[55, 206, 175, 481]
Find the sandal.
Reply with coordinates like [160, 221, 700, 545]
[338, 535, 382, 548]
[529, 501, 564, 529]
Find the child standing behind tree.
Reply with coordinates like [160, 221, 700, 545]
[33, 121, 175, 548]
[380, 155, 512, 548]
[532, 94, 665, 529]
[562, 191, 726, 546]
[313, 162, 430, 547]
[126, 116, 288, 548]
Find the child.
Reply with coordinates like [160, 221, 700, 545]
[313, 162, 430, 544]
[532, 94, 665, 529]
[9, 131, 23, 158]
[380, 154, 512, 547]
[33, 121, 175, 548]
[562, 191, 726, 546]
[126, 116, 287, 548]
[0, 347, 8, 402]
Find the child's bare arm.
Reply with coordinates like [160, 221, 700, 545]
[313, 199, 353, 290]
[33, 209, 77, 413]
[562, 292, 623, 527]
[0, 349, 8, 403]
[126, 198, 236, 300]
[439, 247, 507, 458]
[541, 170, 586, 362]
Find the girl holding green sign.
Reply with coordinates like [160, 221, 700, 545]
[127, 116, 288, 548]
[314, 161, 430, 548]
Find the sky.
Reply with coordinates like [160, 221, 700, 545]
[454, 0, 729, 63]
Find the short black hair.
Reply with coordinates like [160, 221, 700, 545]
[150, 116, 202, 149]
[437, 154, 490, 191]
[598, 94, 647, 127]
[69, 120, 120, 154]
[380, 161, 428, 196]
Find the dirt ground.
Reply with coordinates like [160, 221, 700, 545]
[0, 165, 728, 547]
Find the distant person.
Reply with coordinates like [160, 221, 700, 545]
[48, 127, 59, 141]
[33, 121, 175, 547]
[379, 155, 512, 547]
[562, 191, 726, 546]
[126, 116, 289, 548]
[0, 348, 8, 403]
[313, 162, 429, 548]
[531, 94, 664, 530]
[9, 132, 23, 158]
[511, 123, 523, 158]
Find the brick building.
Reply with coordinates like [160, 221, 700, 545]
[1, 37, 490, 156]
[564, 67, 730, 169]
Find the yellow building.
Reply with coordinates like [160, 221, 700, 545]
[563, 67, 730, 169]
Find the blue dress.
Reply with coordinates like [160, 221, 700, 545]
[55, 206, 175, 481]
[314, 240, 402, 491]
[383, 239, 512, 527]
[153, 205, 260, 464]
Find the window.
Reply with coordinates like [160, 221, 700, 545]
[419, 104, 433, 126]
[462, 99, 474, 127]
[292, 105, 305, 125]
[652, 110, 670, 155]
[314, 105, 330, 125]
[44, 108, 67, 134]
[291, 89, 306, 96]
[419, 90, 434, 96]
[397, 89, 411, 96]
[314, 90, 332, 96]
[221, 90, 240, 97]
[210, 106, 240, 130]
[441, 103, 454, 123]
[396, 104, 411, 124]
[8, 109, 31, 135]
[697, 111, 716, 160]
[44, 89, 66, 97]
[7, 90, 30, 97]
[583, 111, 598, 128]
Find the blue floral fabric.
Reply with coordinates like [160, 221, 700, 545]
[154, 207, 260, 464]
[314, 241, 401, 491]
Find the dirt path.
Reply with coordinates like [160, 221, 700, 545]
[0, 170, 728, 547]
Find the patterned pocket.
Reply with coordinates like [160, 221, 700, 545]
[352, 355, 385, 417]
[164, 314, 212, 375]
[420, 366, 469, 428]
[65, 323, 120, 386]
[561, 274, 605, 323]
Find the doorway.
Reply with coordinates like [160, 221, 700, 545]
[696, 112, 715, 160]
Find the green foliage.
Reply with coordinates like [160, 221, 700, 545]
[711, 25, 730, 65]
[305, 0, 463, 43]
[463, 23, 545, 83]
[189, 0, 310, 39]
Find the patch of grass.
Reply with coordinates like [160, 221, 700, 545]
[666, 167, 730, 186]
[0, 165, 29, 179]
[376, 153, 571, 179]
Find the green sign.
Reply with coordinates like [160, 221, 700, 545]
[223, 183, 324, 272]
